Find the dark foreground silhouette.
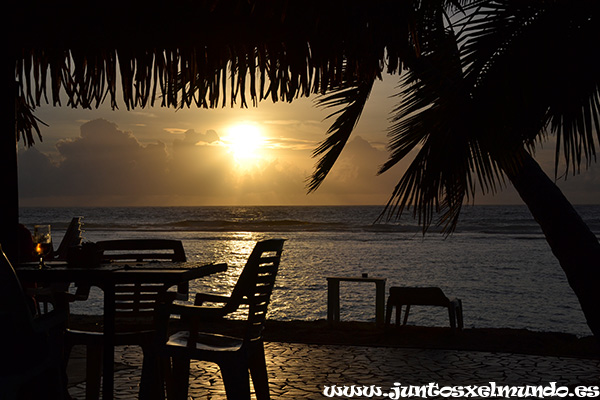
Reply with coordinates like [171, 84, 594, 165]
[69, 315, 598, 359]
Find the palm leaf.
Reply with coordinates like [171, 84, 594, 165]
[306, 76, 377, 192]
[15, 96, 47, 147]
[379, 1, 531, 233]
[381, 0, 599, 234]
[379, 22, 493, 233]
[460, 0, 600, 177]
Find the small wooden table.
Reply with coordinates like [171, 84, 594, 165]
[326, 276, 387, 326]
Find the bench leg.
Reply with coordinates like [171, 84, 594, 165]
[385, 299, 393, 326]
[448, 307, 457, 330]
[403, 305, 411, 325]
[456, 300, 464, 329]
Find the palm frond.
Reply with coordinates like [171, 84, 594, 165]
[14, 0, 414, 145]
[15, 95, 47, 147]
[378, 22, 500, 234]
[307, 76, 376, 192]
[382, 0, 599, 234]
[460, 0, 600, 177]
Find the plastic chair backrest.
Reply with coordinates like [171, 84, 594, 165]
[55, 217, 83, 261]
[113, 282, 174, 329]
[235, 239, 285, 341]
[97, 239, 187, 262]
[94, 239, 186, 327]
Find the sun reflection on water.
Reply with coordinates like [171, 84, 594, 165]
[184, 232, 271, 320]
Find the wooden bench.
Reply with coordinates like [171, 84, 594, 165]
[385, 286, 463, 330]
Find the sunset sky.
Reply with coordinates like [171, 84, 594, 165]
[18, 74, 600, 207]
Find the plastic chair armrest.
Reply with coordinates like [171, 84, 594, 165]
[194, 292, 231, 306]
[158, 303, 229, 322]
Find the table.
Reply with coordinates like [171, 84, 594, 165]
[16, 261, 227, 400]
[326, 276, 387, 326]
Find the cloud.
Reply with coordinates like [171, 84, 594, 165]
[19, 119, 168, 201]
[19, 119, 306, 205]
[173, 129, 220, 146]
[266, 136, 316, 151]
[18, 146, 60, 197]
[18, 118, 600, 206]
[18, 118, 402, 205]
[54, 119, 170, 196]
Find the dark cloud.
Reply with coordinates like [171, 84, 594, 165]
[54, 119, 170, 196]
[18, 118, 599, 206]
[18, 119, 308, 204]
[19, 119, 169, 200]
[18, 146, 59, 197]
[173, 129, 220, 146]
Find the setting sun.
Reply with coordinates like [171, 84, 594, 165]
[223, 123, 264, 163]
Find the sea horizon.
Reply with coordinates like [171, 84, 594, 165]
[19, 204, 600, 337]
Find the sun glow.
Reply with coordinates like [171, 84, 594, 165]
[223, 123, 264, 163]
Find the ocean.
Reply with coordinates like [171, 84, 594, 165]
[19, 205, 600, 337]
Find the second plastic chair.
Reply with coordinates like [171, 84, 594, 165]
[156, 238, 285, 400]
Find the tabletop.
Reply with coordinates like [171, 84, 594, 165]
[16, 261, 227, 285]
[326, 276, 387, 283]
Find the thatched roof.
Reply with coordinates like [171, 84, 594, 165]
[14, 0, 413, 145]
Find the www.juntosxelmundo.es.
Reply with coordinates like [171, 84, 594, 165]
[322, 382, 600, 399]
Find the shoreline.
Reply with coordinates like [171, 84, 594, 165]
[263, 320, 599, 359]
[69, 315, 599, 359]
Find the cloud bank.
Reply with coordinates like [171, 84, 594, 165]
[18, 118, 405, 206]
[18, 118, 599, 207]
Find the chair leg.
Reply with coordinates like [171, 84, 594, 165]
[139, 345, 164, 400]
[170, 357, 190, 400]
[52, 363, 68, 400]
[220, 361, 251, 400]
[50, 329, 70, 400]
[249, 341, 270, 400]
[156, 356, 171, 400]
[162, 358, 175, 400]
[86, 345, 102, 400]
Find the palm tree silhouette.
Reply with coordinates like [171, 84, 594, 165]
[10, 0, 600, 341]
[310, 0, 600, 341]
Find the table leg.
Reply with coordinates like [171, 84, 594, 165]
[103, 285, 116, 400]
[176, 281, 189, 301]
[327, 279, 340, 324]
[375, 281, 386, 326]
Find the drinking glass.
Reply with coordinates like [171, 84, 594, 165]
[33, 225, 53, 268]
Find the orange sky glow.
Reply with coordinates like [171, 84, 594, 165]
[18, 75, 600, 208]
